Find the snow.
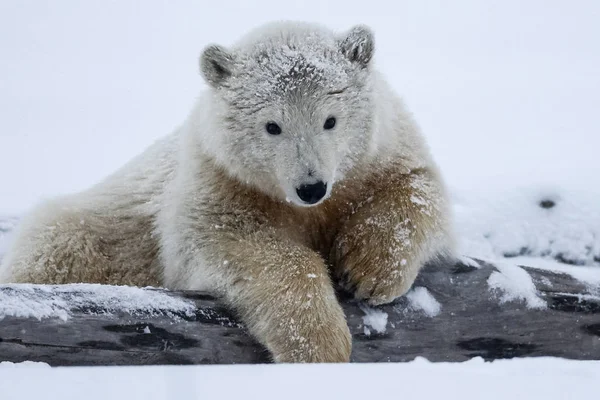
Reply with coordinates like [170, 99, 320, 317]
[0, 361, 51, 368]
[0, 283, 196, 321]
[455, 187, 600, 267]
[488, 262, 546, 309]
[0, 0, 599, 397]
[406, 286, 442, 317]
[361, 306, 388, 335]
[2, 357, 600, 400]
[459, 256, 480, 268]
[509, 257, 600, 287]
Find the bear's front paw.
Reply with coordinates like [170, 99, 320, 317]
[330, 214, 422, 305]
[273, 320, 352, 363]
[268, 302, 352, 363]
[341, 266, 416, 306]
[334, 237, 420, 306]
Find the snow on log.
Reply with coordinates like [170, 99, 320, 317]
[0, 258, 599, 366]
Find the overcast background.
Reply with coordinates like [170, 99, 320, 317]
[0, 0, 598, 214]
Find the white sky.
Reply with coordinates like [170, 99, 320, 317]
[0, 0, 599, 214]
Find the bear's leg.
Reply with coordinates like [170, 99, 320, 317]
[207, 231, 352, 363]
[1, 201, 160, 286]
[1, 202, 108, 284]
[331, 168, 451, 305]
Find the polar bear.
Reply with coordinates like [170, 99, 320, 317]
[0, 22, 454, 362]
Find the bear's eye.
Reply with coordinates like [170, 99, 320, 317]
[265, 122, 282, 135]
[323, 117, 336, 130]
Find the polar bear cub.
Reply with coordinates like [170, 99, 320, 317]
[0, 22, 453, 363]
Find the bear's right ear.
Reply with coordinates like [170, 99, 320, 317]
[200, 45, 235, 88]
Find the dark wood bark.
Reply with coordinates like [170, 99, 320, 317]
[0, 259, 599, 366]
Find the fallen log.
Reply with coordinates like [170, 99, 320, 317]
[0, 258, 599, 366]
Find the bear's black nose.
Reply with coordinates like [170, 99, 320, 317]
[296, 181, 327, 204]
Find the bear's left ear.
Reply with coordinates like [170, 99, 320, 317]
[200, 44, 235, 88]
[338, 25, 375, 67]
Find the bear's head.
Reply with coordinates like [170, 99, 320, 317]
[199, 22, 375, 207]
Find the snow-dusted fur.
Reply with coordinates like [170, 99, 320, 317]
[0, 22, 454, 362]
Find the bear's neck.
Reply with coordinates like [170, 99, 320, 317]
[194, 153, 386, 259]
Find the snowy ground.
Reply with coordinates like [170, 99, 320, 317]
[1, 1, 599, 398]
[2, 357, 600, 400]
